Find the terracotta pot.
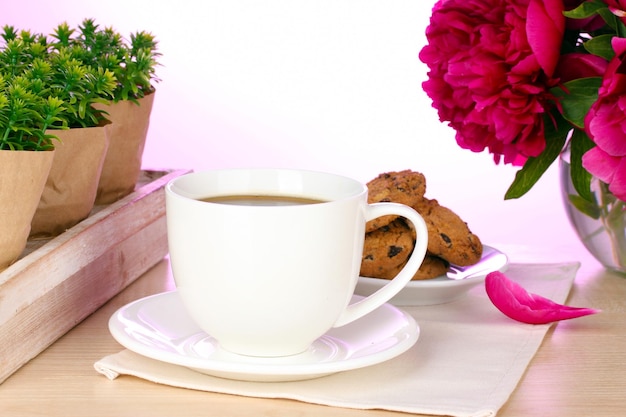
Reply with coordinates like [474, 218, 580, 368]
[30, 125, 110, 238]
[0, 149, 54, 270]
[94, 91, 155, 204]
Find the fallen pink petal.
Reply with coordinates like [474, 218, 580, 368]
[485, 271, 600, 324]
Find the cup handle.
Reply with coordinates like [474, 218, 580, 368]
[333, 202, 428, 327]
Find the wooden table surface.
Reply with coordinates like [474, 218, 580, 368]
[1, 241, 625, 416]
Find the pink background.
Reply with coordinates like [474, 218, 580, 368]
[4, 1, 581, 254]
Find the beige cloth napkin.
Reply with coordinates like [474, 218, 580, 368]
[95, 262, 581, 417]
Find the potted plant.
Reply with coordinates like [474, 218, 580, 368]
[1, 25, 116, 238]
[65, 19, 161, 204]
[0, 67, 57, 269]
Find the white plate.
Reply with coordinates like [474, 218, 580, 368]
[356, 245, 508, 306]
[108, 291, 419, 382]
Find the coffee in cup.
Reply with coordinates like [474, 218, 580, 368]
[165, 169, 428, 357]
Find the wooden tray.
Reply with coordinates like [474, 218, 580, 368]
[0, 169, 190, 384]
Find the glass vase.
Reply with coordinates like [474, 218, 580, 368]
[559, 152, 626, 274]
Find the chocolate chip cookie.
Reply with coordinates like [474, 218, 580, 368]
[365, 170, 427, 233]
[360, 218, 415, 278]
[383, 254, 450, 280]
[412, 197, 483, 266]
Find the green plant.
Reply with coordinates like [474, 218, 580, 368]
[0, 23, 117, 151]
[52, 18, 161, 102]
[42, 48, 116, 127]
[0, 27, 48, 77]
[0, 18, 161, 151]
[0, 30, 60, 150]
[0, 73, 64, 151]
[117, 30, 161, 101]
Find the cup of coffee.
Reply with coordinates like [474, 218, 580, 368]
[165, 169, 428, 357]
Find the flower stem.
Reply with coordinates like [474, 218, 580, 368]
[599, 183, 626, 271]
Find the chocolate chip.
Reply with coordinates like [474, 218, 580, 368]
[388, 246, 403, 258]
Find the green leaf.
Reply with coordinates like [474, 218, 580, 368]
[551, 78, 602, 128]
[597, 7, 621, 31]
[1, 25, 17, 42]
[618, 19, 626, 39]
[505, 114, 570, 199]
[584, 34, 615, 61]
[569, 129, 595, 202]
[563, 1, 606, 19]
[568, 193, 601, 219]
[78, 99, 87, 120]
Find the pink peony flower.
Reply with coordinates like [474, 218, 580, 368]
[583, 37, 626, 201]
[419, 0, 565, 166]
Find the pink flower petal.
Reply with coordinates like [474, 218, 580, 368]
[607, 158, 626, 201]
[485, 271, 600, 324]
[555, 53, 608, 83]
[526, 0, 565, 76]
[582, 147, 619, 184]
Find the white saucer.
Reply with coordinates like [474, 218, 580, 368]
[108, 291, 419, 382]
[356, 245, 508, 306]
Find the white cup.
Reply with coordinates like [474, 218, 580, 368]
[165, 169, 428, 357]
